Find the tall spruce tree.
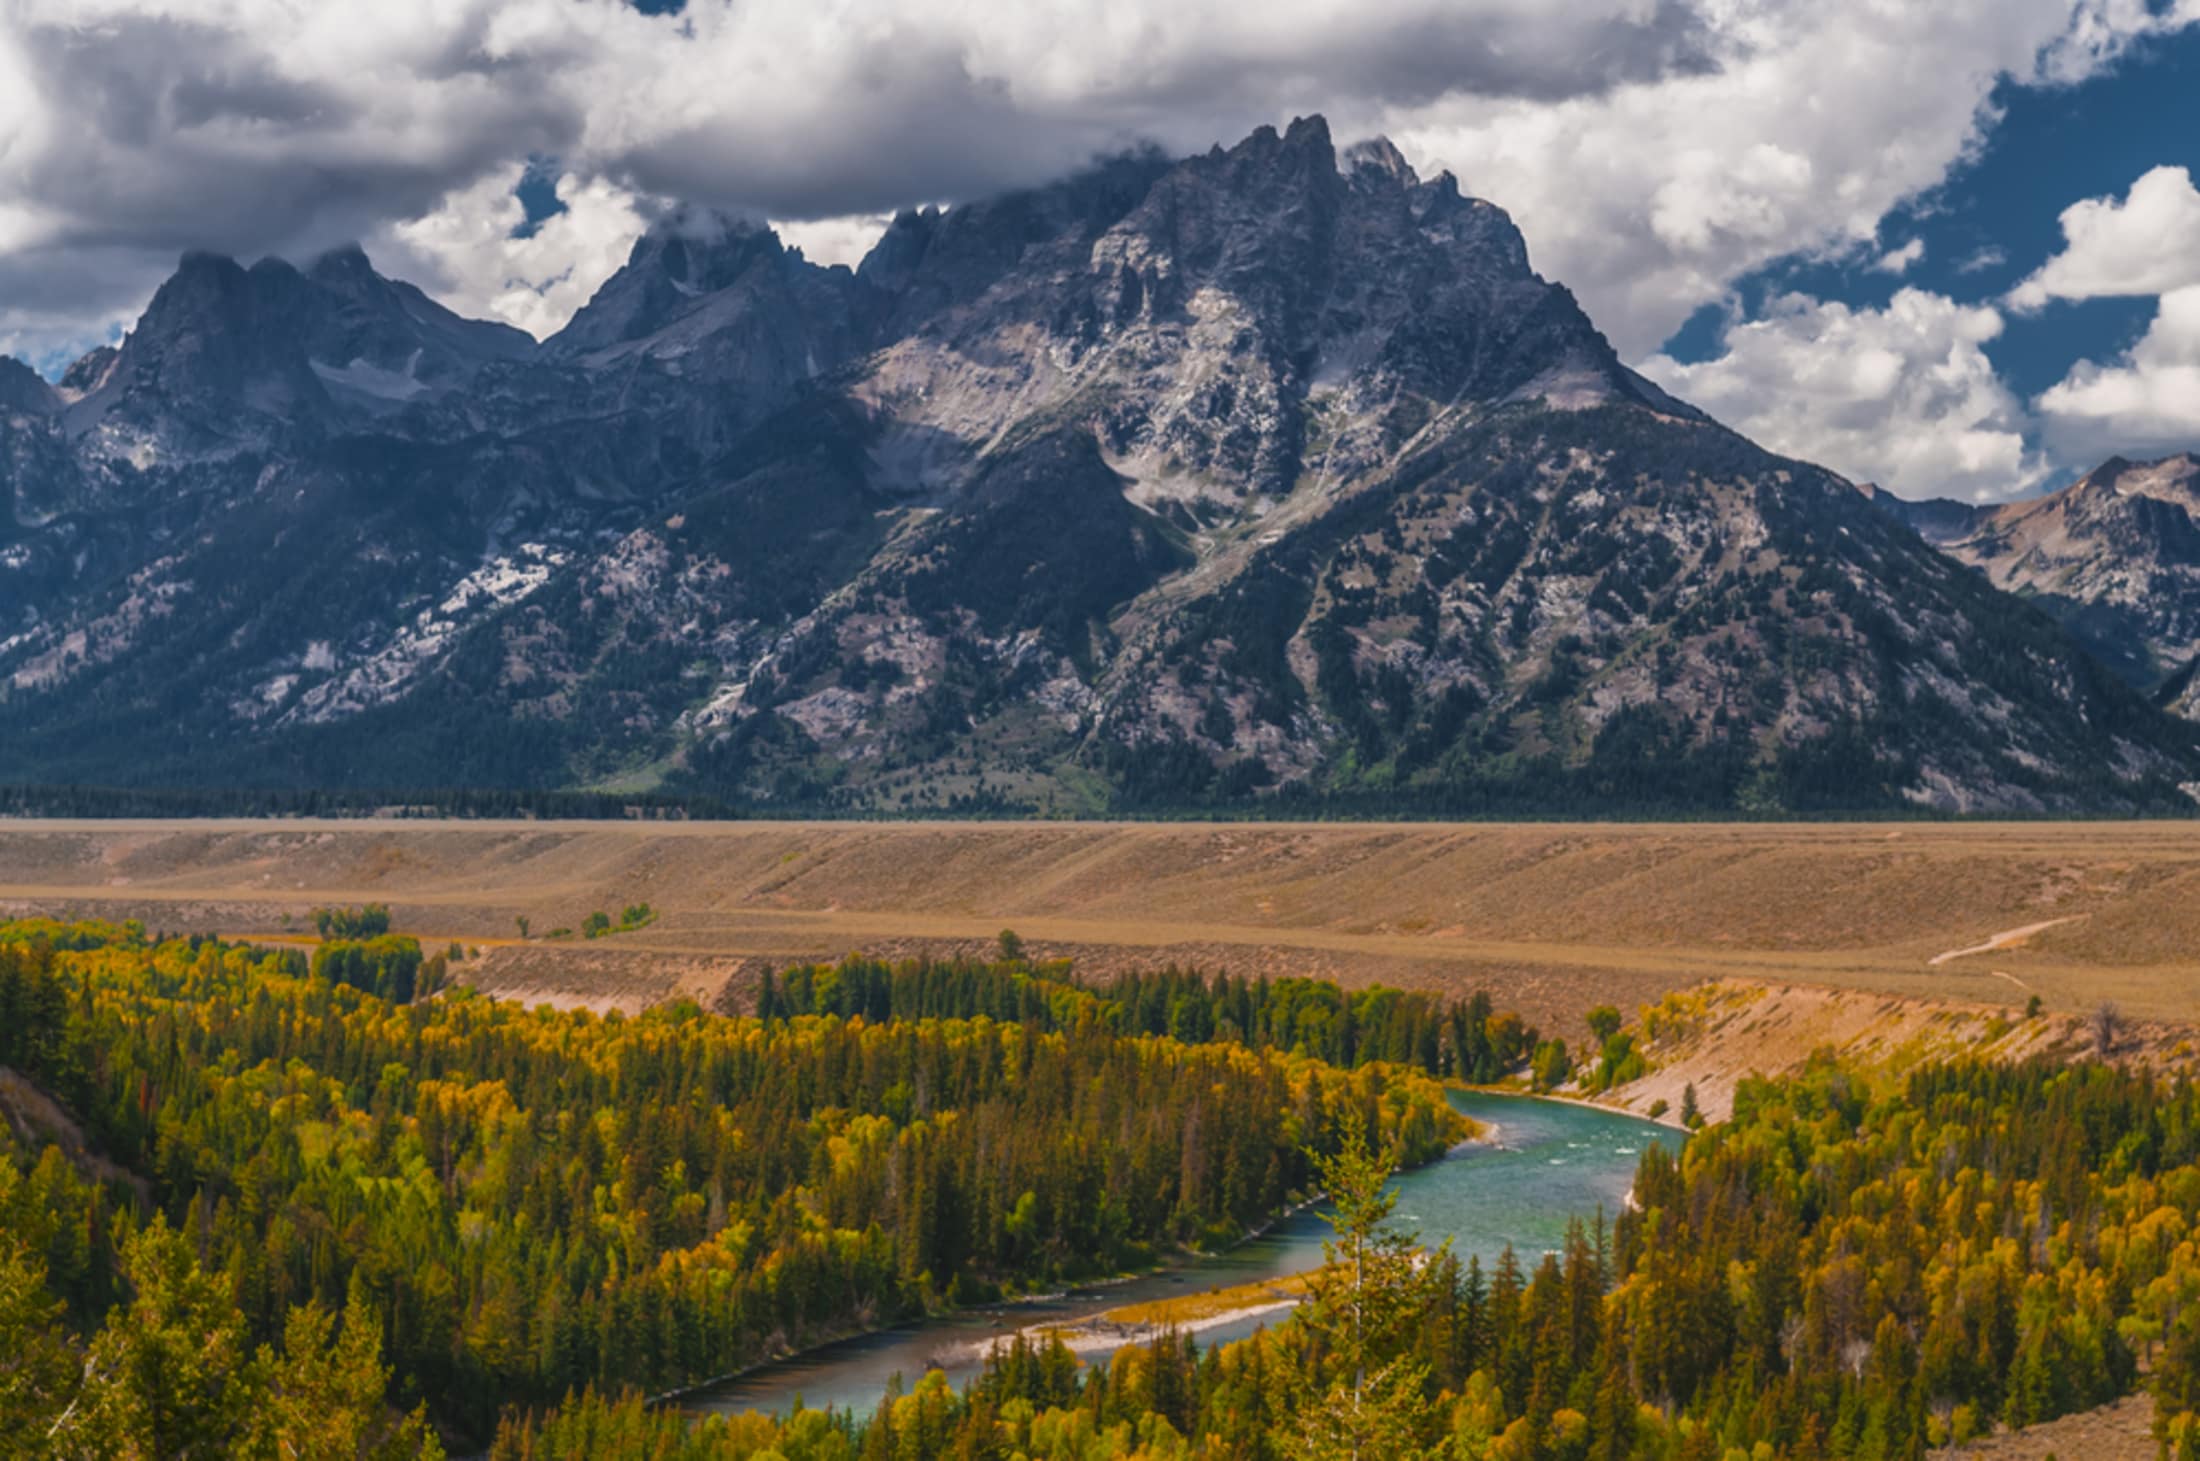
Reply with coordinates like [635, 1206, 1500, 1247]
[1275, 1127, 1446, 1460]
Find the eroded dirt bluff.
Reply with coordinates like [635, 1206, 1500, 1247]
[2, 819, 2199, 1033]
[1592, 979, 2200, 1126]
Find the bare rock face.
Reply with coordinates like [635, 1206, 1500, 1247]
[1893, 456, 2200, 696]
[2, 117, 2195, 814]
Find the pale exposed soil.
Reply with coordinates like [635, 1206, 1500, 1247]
[1935, 1393, 2158, 1459]
[2, 819, 2199, 1037]
[978, 1294, 1305, 1364]
[1929, 917, 2087, 967]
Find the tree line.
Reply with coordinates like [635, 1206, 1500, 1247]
[760, 956, 1541, 1083]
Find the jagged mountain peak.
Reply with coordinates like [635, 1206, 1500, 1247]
[1881, 452, 2200, 692]
[633, 210, 783, 282]
[854, 113, 1653, 507]
[134, 250, 260, 330]
[171, 247, 247, 280]
[542, 212, 816, 361]
[283, 241, 535, 403]
[56, 346, 119, 400]
[1270, 113, 1337, 155]
[58, 242, 537, 446]
[306, 241, 378, 282]
[853, 150, 1173, 336]
[1960, 452, 2200, 537]
[1342, 135, 1418, 186]
[2087, 451, 2200, 504]
[1203, 111, 1344, 197]
[62, 246, 334, 448]
[0, 356, 59, 416]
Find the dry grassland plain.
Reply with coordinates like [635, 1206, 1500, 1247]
[0, 818, 2196, 1037]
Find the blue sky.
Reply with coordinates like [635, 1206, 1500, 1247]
[1641, 20, 2200, 499]
[1664, 23, 2196, 400]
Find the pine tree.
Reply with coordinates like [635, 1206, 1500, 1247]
[0, 1241, 76, 1459]
[1273, 1128, 1445, 1461]
[256, 1294, 446, 1460]
[59, 1217, 272, 1459]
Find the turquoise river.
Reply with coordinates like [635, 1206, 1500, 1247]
[684, 1091, 1680, 1419]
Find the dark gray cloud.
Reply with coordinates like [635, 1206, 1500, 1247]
[0, 0, 1718, 362]
[11, 11, 574, 259]
[600, 2, 1720, 220]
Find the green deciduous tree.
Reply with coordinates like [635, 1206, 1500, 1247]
[1585, 1006, 1622, 1045]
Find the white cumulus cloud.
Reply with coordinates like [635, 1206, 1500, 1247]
[2016, 165, 2200, 462]
[2009, 165, 2200, 309]
[371, 168, 651, 343]
[1873, 239, 1927, 276]
[2037, 285, 2200, 458]
[772, 214, 898, 272]
[0, 0, 1713, 358]
[1382, 0, 2200, 356]
[1642, 289, 2044, 501]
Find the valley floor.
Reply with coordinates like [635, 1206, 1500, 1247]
[3, 818, 2199, 1037]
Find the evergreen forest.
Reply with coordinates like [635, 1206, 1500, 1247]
[4, 918, 2200, 1458]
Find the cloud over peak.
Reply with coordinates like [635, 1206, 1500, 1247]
[0, 0, 1733, 360]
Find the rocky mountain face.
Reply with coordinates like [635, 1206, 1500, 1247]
[1871, 456, 2200, 717]
[4, 117, 2197, 814]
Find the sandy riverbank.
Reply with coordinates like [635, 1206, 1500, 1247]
[944, 1290, 1309, 1368]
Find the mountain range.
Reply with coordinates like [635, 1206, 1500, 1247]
[3, 115, 2196, 815]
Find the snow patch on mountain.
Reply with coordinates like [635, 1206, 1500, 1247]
[286, 544, 569, 724]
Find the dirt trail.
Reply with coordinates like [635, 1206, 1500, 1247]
[1929, 916, 2086, 967]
